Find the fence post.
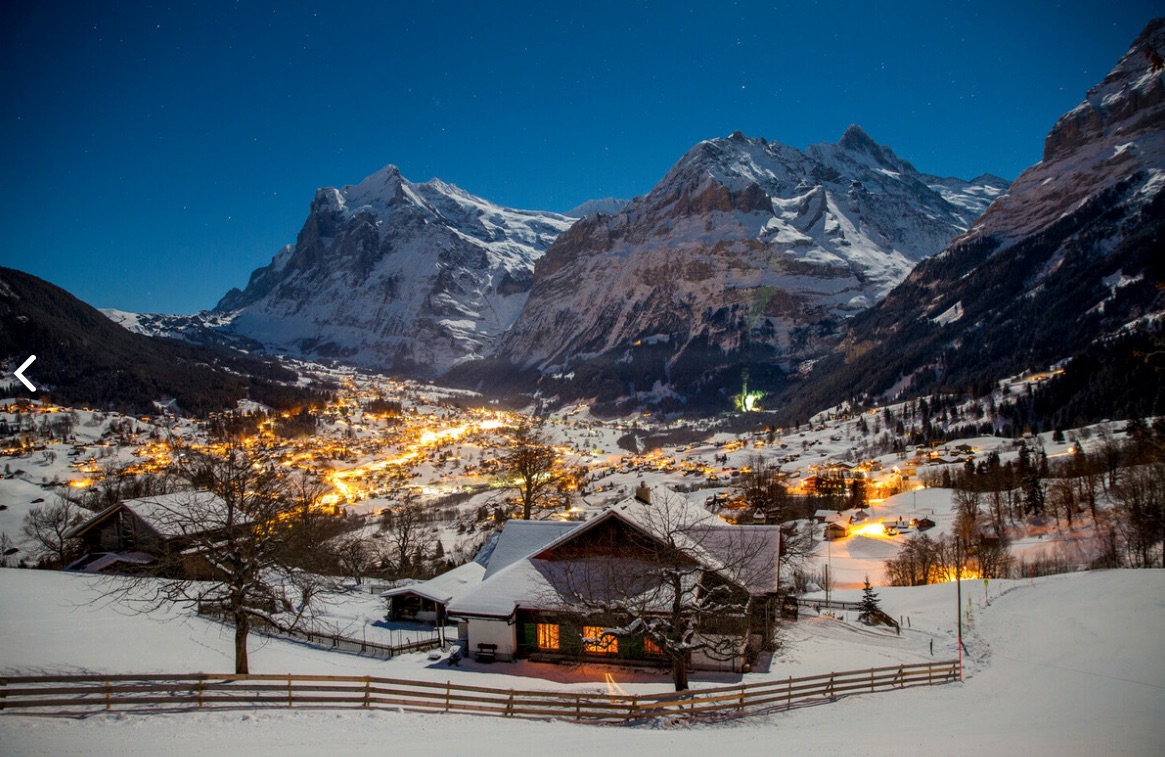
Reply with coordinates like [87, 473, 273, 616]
[870, 667, 875, 693]
[786, 675, 792, 709]
[288, 674, 293, 708]
[363, 676, 371, 708]
[506, 689, 514, 717]
[828, 672, 835, 701]
[897, 664, 904, 688]
[575, 694, 581, 721]
[445, 681, 451, 713]
[105, 679, 112, 711]
[1, 677, 7, 712]
[198, 675, 205, 708]
[738, 684, 746, 712]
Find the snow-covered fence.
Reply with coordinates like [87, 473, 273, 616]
[195, 605, 443, 659]
[797, 597, 900, 632]
[0, 661, 959, 722]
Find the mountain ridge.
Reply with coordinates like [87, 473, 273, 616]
[485, 124, 1006, 409]
[773, 17, 1165, 425]
[211, 165, 575, 375]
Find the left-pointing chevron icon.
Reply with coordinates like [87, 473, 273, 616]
[14, 355, 36, 392]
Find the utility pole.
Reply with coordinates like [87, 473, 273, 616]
[956, 533, 963, 682]
[825, 536, 832, 603]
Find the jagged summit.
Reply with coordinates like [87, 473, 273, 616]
[494, 127, 1006, 405]
[965, 17, 1165, 244]
[782, 18, 1165, 422]
[836, 124, 890, 161]
[214, 165, 575, 374]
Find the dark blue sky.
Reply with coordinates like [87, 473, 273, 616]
[1, 1, 1158, 314]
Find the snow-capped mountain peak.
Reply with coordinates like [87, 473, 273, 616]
[216, 165, 575, 374]
[494, 127, 1007, 405]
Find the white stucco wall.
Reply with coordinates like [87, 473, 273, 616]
[691, 634, 746, 673]
[467, 618, 516, 661]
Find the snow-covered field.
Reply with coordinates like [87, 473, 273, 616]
[2, 567, 1162, 756]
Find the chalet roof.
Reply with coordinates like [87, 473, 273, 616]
[380, 560, 486, 605]
[448, 490, 780, 619]
[483, 520, 581, 580]
[65, 491, 235, 540]
[65, 551, 156, 574]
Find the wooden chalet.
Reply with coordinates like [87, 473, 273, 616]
[447, 491, 781, 672]
[64, 491, 231, 578]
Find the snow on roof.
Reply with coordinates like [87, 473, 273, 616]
[683, 524, 781, 594]
[449, 491, 780, 618]
[381, 560, 485, 605]
[67, 551, 156, 574]
[121, 492, 233, 538]
[447, 557, 547, 618]
[482, 520, 581, 579]
[68, 491, 236, 540]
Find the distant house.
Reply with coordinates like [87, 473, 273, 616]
[381, 560, 486, 626]
[446, 493, 781, 672]
[64, 491, 231, 578]
[823, 522, 849, 541]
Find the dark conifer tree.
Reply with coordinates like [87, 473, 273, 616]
[859, 575, 882, 624]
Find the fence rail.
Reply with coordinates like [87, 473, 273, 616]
[0, 661, 958, 723]
[196, 605, 443, 659]
[796, 597, 900, 633]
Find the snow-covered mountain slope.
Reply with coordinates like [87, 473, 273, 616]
[101, 309, 260, 351]
[215, 166, 575, 375]
[968, 18, 1165, 244]
[782, 18, 1165, 420]
[566, 197, 630, 218]
[492, 127, 1005, 404]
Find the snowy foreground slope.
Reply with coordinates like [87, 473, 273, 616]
[3, 569, 1162, 756]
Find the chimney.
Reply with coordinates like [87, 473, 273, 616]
[634, 484, 651, 504]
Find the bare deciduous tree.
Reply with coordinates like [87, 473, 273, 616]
[100, 443, 331, 674]
[21, 495, 84, 567]
[380, 493, 424, 577]
[1, 532, 16, 567]
[503, 422, 561, 519]
[334, 535, 374, 585]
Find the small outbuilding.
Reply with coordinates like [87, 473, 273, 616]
[381, 560, 486, 626]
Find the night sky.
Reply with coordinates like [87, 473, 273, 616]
[1, 1, 1158, 314]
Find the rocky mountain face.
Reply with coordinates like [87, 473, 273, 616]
[214, 166, 575, 375]
[780, 18, 1165, 423]
[487, 127, 1005, 408]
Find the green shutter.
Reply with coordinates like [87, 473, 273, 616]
[519, 622, 536, 654]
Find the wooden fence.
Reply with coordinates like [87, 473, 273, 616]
[0, 661, 958, 723]
[196, 605, 444, 659]
[796, 597, 901, 633]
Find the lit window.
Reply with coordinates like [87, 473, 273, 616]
[643, 637, 663, 656]
[583, 626, 617, 655]
[536, 623, 559, 650]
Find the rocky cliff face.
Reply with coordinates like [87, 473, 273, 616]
[493, 127, 1005, 406]
[214, 166, 574, 375]
[781, 18, 1165, 420]
[965, 19, 1165, 244]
